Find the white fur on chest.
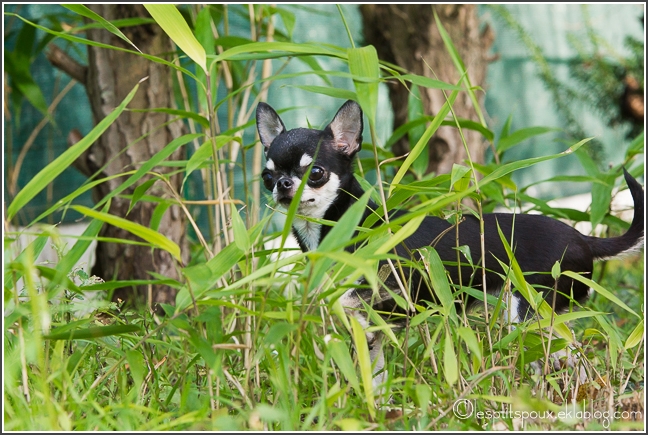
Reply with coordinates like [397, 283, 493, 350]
[292, 218, 322, 251]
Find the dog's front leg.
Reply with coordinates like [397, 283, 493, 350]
[368, 332, 387, 396]
[504, 290, 589, 384]
[339, 288, 389, 400]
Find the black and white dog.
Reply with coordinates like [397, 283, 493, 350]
[256, 99, 644, 389]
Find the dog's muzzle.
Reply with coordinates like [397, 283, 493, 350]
[275, 177, 294, 206]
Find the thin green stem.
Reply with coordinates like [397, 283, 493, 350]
[336, 4, 355, 48]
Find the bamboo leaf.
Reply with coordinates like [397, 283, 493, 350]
[375, 214, 425, 255]
[496, 126, 561, 154]
[4, 51, 50, 119]
[144, 4, 207, 72]
[386, 116, 494, 149]
[230, 204, 250, 252]
[389, 90, 459, 196]
[326, 335, 361, 394]
[593, 315, 622, 370]
[280, 165, 313, 249]
[129, 179, 157, 215]
[412, 310, 439, 330]
[7, 81, 141, 221]
[589, 175, 614, 229]
[30, 171, 137, 225]
[348, 45, 380, 126]
[5, 13, 199, 81]
[212, 41, 345, 63]
[524, 174, 609, 189]
[309, 190, 373, 290]
[97, 133, 201, 210]
[479, 138, 591, 186]
[419, 247, 455, 318]
[63, 4, 142, 52]
[72, 205, 182, 263]
[524, 310, 605, 331]
[288, 85, 356, 101]
[457, 327, 482, 361]
[81, 278, 179, 291]
[130, 107, 209, 128]
[296, 56, 333, 86]
[562, 270, 639, 318]
[183, 135, 235, 187]
[399, 74, 463, 91]
[217, 247, 306, 296]
[44, 324, 141, 340]
[443, 328, 458, 385]
[450, 164, 472, 191]
[624, 320, 644, 350]
[362, 300, 400, 346]
[626, 131, 644, 159]
[194, 6, 216, 55]
[125, 350, 147, 390]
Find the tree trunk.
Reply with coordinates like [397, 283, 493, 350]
[80, 4, 187, 307]
[360, 4, 494, 175]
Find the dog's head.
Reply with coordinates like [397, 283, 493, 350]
[255, 100, 363, 218]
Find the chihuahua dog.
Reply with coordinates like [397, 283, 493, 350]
[256, 99, 644, 390]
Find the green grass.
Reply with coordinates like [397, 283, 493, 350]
[3, 235, 644, 430]
[4, 4, 644, 431]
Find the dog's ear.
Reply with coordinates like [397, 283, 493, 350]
[327, 100, 363, 156]
[256, 102, 286, 153]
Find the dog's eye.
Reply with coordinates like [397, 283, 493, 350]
[262, 171, 275, 190]
[309, 166, 325, 182]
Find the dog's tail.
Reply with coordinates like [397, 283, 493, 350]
[586, 168, 644, 260]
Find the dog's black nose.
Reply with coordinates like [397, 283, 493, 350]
[277, 177, 293, 192]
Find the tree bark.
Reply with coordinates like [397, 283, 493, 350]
[78, 4, 187, 307]
[360, 4, 494, 175]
